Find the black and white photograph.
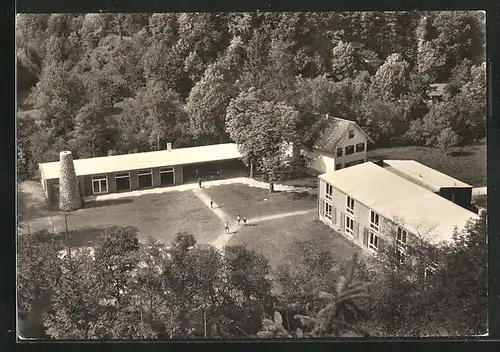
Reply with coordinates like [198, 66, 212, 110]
[16, 11, 487, 339]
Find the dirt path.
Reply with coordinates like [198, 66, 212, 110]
[192, 187, 316, 250]
[250, 209, 316, 224]
[83, 177, 317, 202]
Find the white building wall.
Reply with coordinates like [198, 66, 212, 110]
[335, 126, 368, 167]
[318, 178, 395, 254]
[307, 150, 337, 174]
[306, 125, 369, 174]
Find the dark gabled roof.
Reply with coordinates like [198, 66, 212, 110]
[312, 116, 373, 153]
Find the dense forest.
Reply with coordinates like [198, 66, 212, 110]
[16, 11, 486, 181]
[16, 12, 487, 339]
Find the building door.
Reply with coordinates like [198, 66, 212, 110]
[115, 172, 131, 192]
[137, 169, 153, 189]
[92, 175, 108, 195]
[160, 167, 175, 186]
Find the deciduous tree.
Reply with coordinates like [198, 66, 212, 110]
[225, 88, 300, 191]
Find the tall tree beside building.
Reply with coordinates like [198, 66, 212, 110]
[225, 88, 299, 191]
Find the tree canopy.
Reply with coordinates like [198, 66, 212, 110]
[16, 12, 486, 180]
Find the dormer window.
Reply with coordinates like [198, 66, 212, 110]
[348, 130, 355, 139]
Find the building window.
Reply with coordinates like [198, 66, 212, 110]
[345, 145, 355, 155]
[344, 161, 357, 168]
[356, 143, 365, 152]
[137, 169, 153, 189]
[345, 215, 354, 236]
[348, 130, 355, 139]
[395, 249, 405, 265]
[115, 172, 131, 192]
[160, 167, 175, 186]
[325, 183, 333, 201]
[346, 195, 354, 215]
[335, 163, 342, 170]
[396, 227, 408, 264]
[358, 159, 365, 165]
[337, 148, 343, 157]
[368, 231, 379, 251]
[424, 262, 438, 278]
[324, 201, 332, 219]
[92, 175, 108, 195]
[370, 211, 380, 232]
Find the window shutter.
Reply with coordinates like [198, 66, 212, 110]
[354, 221, 360, 241]
[378, 236, 385, 254]
[340, 212, 345, 232]
[363, 228, 368, 246]
[320, 199, 324, 218]
[332, 207, 337, 225]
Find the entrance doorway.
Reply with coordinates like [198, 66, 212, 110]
[160, 167, 175, 186]
[115, 172, 131, 192]
[137, 169, 153, 189]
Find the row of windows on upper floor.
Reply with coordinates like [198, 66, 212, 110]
[323, 186, 437, 275]
[337, 142, 365, 157]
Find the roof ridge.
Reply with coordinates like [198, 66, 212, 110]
[328, 115, 355, 124]
[384, 159, 471, 187]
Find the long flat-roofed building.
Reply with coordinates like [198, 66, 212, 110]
[39, 143, 246, 204]
[382, 159, 473, 209]
[318, 162, 478, 258]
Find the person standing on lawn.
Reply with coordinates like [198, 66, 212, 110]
[224, 221, 230, 234]
[237, 214, 241, 226]
[198, 177, 202, 188]
[243, 215, 247, 226]
[210, 198, 214, 209]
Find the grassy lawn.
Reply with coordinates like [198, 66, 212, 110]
[367, 141, 486, 187]
[203, 183, 317, 220]
[21, 191, 222, 248]
[226, 212, 359, 270]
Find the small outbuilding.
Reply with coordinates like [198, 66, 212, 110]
[39, 143, 246, 204]
[382, 160, 473, 209]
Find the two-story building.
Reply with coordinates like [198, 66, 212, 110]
[302, 116, 373, 174]
[317, 162, 478, 264]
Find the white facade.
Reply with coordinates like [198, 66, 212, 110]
[317, 162, 478, 257]
[305, 124, 368, 174]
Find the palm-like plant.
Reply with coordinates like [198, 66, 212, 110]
[257, 252, 371, 338]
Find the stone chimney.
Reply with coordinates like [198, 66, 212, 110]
[59, 151, 82, 211]
[167, 142, 172, 151]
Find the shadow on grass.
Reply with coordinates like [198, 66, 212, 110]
[32, 225, 140, 248]
[83, 198, 134, 209]
[450, 150, 475, 157]
[292, 192, 314, 201]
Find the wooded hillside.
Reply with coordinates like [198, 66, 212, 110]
[16, 12, 486, 179]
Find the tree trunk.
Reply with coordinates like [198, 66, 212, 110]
[250, 162, 254, 178]
[203, 305, 207, 338]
